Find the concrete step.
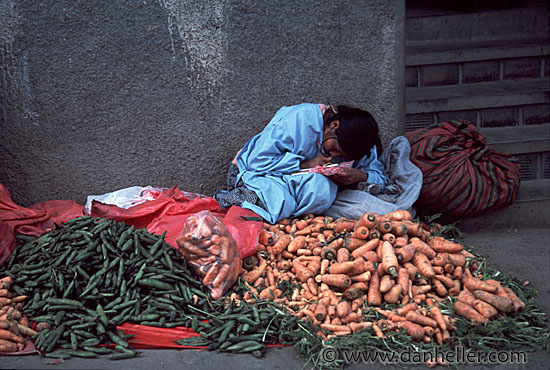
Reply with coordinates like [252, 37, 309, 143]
[406, 78, 550, 114]
[457, 179, 550, 231]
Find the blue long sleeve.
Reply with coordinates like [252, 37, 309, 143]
[353, 146, 388, 190]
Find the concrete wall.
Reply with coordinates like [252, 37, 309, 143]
[0, 0, 405, 206]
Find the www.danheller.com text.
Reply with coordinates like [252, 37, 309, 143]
[319, 345, 528, 365]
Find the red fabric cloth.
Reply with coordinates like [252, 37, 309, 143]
[117, 323, 207, 349]
[0, 184, 85, 266]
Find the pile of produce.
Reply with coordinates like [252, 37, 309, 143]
[0, 211, 548, 368]
[239, 211, 525, 338]
[0, 276, 37, 352]
[0, 216, 304, 359]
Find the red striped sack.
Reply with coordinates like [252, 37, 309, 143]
[404, 120, 521, 220]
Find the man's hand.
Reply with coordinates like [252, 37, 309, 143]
[329, 167, 367, 185]
[300, 155, 332, 169]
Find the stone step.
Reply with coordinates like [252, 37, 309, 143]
[457, 179, 550, 231]
[406, 78, 550, 114]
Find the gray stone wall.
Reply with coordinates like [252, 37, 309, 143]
[0, 0, 405, 206]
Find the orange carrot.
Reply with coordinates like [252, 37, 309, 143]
[429, 307, 447, 331]
[395, 244, 416, 263]
[271, 234, 292, 254]
[380, 241, 398, 277]
[503, 287, 526, 313]
[306, 277, 318, 296]
[396, 321, 425, 340]
[351, 238, 379, 259]
[433, 274, 454, 289]
[392, 302, 418, 318]
[369, 230, 381, 241]
[357, 212, 378, 229]
[293, 261, 315, 282]
[409, 238, 436, 259]
[287, 236, 307, 253]
[351, 297, 365, 311]
[431, 278, 448, 297]
[390, 221, 409, 236]
[472, 299, 498, 319]
[412, 252, 435, 278]
[321, 323, 351, 334]
[336, 300, 352, 318]
[241, 257, 267, 283]
[258, 230, 276, 246]
[447, 252, 466, 267]
[412, 285, 431, 296]
[432, 253, 450, 267]
[401, 221, 426, 238]
[0, 329, 24, 343]
[349, 321, 372, 333]
[336, 247, 350, 263]
[314, 303, 327, 322]
[350, 271, 372, 283]
[405, 311, 438, 327]
[393, 236, 409, 248]
[377, 220, 393, 234]
[464, 277, 498, 293]
[384, 284, 403, 304]
[382, 233, 396, 243]
[328, 261, 355, 275]
[472, 290, 514, 313]
[397, 267, 410, 297]
[321, 246, 337, 260]
[0, 338, 18, 353]
[321, 274, 352, 289]
[343, 282, 368, 300]
[372, 323, 385, 337]
[379, 275, 395, 293]
[403, 262, 420, 281]
[448, 279, 461, 297]
[343, 237, 366, 252]
[362, 251, 380, 263]
[352, 226, 370, 240]
[453, 266, 464, 280]
[428, 236, 464, 253]
[384, 209, 412, 222]
[367, 273, 382, 306]
[334, 219, 357, 233]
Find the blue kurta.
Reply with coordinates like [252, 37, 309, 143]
[235, 103, 387, 224]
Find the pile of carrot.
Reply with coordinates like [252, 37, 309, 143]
[234, 210, 526, 344]
[0, 276, 38, 353]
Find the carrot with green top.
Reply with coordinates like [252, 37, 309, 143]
[380, 241, 399, 277]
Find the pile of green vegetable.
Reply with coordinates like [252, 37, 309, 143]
[1, 216, 315, 359]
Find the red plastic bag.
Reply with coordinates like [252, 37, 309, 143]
[0, 184, 85, 266]
[176, 210, 242, 300]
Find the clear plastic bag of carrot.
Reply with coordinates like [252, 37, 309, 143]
[236, 210, 527, 343]
[176, 210, 242, 300]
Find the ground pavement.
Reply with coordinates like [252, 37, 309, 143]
[1, 227, 549, 370]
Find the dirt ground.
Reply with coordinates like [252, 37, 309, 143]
[1, 227, 549, 370]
